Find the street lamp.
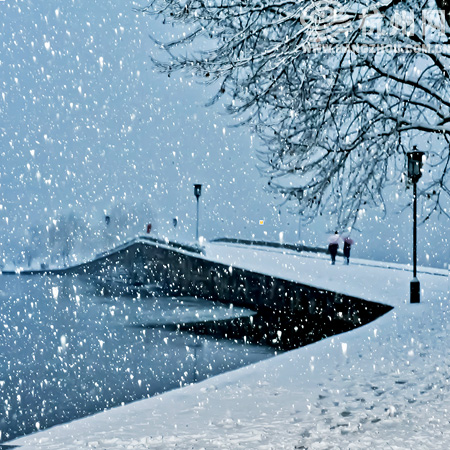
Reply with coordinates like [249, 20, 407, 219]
[296, 189, 304, 247]
[194, 184, 202, 242]
[406, 146, 425, 304]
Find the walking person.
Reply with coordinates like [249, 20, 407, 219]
[342, 236, 354, 265]
[328, 231, 340, 265]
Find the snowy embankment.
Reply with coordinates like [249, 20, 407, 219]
[12, 242, 449, 449]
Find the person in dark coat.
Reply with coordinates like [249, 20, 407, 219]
[328, 231, 339, 265]
[342, 236, 354, 265]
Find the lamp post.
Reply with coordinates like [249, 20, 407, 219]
[297, 190, 304, 246]
[194, 184, 202, 242]
[406, 146, 425, 304]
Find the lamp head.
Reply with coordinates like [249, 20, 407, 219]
[194, 184, 202, 199]
[406, 147, 425, 182]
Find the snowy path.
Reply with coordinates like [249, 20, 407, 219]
[203, 241, 447, 307]
[12, 244, 450, 449]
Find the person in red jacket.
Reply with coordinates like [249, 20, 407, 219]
[342, 236, 354, 265]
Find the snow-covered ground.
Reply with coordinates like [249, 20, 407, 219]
[12, 242, 450, 449]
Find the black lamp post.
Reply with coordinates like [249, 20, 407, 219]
[297, 190, 304, 246]
[194, 184, 202, 242]
[406, 146, 425, 304]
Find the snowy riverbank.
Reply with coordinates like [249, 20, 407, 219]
[12, 243, 449, 449]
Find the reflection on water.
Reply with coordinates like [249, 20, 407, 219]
[0, 275, 276, 443]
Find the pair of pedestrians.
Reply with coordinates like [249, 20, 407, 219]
[328, 232, 353, 265]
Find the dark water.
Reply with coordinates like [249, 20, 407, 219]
[0, 274, 276, 443]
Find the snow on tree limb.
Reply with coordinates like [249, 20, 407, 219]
[137, 0, 450, 227]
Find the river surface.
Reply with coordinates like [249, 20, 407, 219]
[0, 274, 277, 443]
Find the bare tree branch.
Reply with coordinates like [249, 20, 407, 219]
[137, 0, 450, 228]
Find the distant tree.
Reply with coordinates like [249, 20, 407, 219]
[138, 0, 450, 227]
[23, 225, 46, 267]
[48, 212, 86, 267]
[103, 200, 157, 249]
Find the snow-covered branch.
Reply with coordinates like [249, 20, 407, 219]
[138, 0, 450, 227]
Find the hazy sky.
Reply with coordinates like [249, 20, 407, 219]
[1, 0, 448, 268]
